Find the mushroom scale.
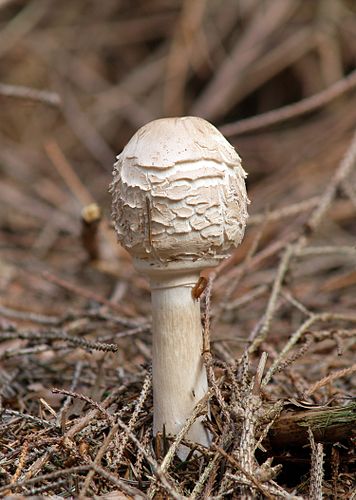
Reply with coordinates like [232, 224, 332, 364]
[111, 116, 249, 263]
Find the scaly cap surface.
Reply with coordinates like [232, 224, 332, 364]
[110, 116, 249, 265]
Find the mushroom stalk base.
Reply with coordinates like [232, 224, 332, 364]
[150, 275, 211, 458]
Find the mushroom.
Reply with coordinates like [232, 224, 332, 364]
[110, 116, 249, 455]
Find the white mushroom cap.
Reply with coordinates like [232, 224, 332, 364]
[110, 116, 249, 266]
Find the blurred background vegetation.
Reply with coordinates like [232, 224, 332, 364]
[1, 0, 355, 207]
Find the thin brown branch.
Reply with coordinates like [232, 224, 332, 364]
[308, 429, 324, 500]
[0, 82, 61, 107]
[44, 139, 94, 206]
[305, 364, 356, 397]
[263, 313, 356, 385]
[212, 444, 274, 499]
[221, 69, 356, 136]
[42, 271, 135, 317]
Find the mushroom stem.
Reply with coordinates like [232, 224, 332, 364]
[141, 265, 211, 457]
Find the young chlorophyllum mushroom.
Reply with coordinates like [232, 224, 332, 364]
[110, 116, 249, 456]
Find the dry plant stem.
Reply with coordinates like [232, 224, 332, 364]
[281, 288, 312, 316]
[203, 278, 230, 420]
[3, 440, 29, 496]
[0, 181, 77, 232]
[276, 335, 313, 373]
[254, 400, 284, 453]
[0, 82, 61, 107]
[148, 391, 211, 499]
[192, 0, 299, 119]
[81, 203, 102, 261]
[215, 230, 294, 290]
[56, 360, 83, 430]
[115, 370, 152, 463]
[0, 464, 144, 498]
[227, 474, 303, 500]
[113, 415, 183, 500]
[134, 427, 151, 482]
[0, 0, 49, 59]
[160, 391, 210, 473]
[221, 68, 356, 136]
[0, 329, 118, 353]
[309, 429, 324, 500]
[189, 452, 220, 500]
[65, 385, 128, 439]
[252, 128, 356, 371]
[44, 140, 93, 206]
[91, 464, 146, 499]
[57, 84, 114, 170]
[45, 140, 118, 257]
[3, 409, 53, 427]
[0, 466, 92, 495]
[1, 344, 65, 360]
[164, 0, 207, 115]
[228, 26, 316, 110]
[80, 423, 119, 496]
[212, 444, 273, 500]
[249, 244, 294, 353]
[52, 387, 182, 498]
[248, 196, 319, 226]
[214, 216, 267, 321]
[252, 351, 268, 395]
[224, 284, 268, 312]
[42, 271, 135, 317]
[305, 364, 356, 397]
[27, 479, 68, 496]
[263, 312, 356, 386]
[307, 127, 356, 231]
[239, 392, 261, 499]
[296, 245, 356, 257]
[149, 270, 211, 456]
[331, 447, 340, 499]
[52, 388, 115, 424]
[342, 179, 356, 209]
[0, 305, 60, 325]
